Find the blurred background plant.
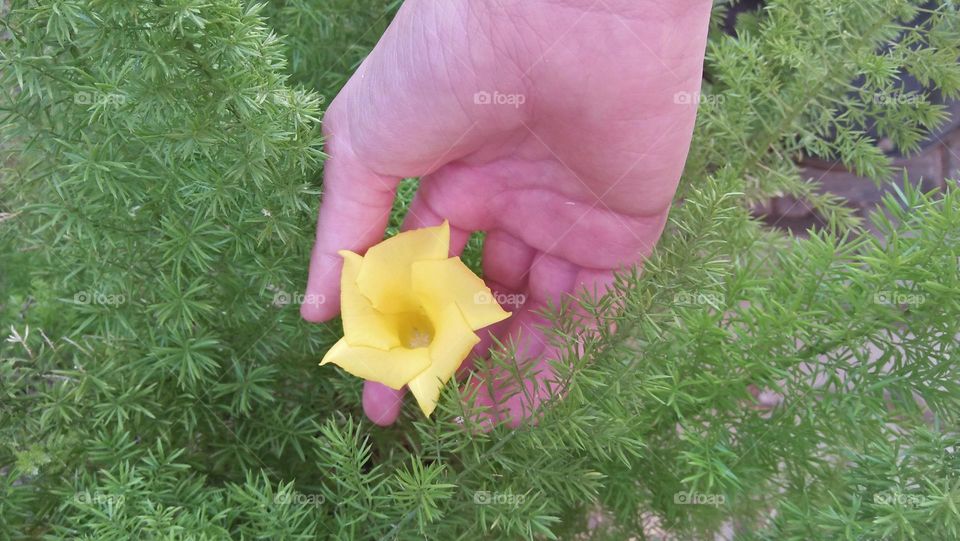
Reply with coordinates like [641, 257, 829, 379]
[0, 0, 958, 539]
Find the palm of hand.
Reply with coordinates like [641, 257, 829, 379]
[303, 0, 712, 426]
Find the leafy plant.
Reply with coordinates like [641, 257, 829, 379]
[1, 0, 958, 539]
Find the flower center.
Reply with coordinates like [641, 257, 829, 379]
[398, 312, 435, 349]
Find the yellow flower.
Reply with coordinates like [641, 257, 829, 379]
[320, 222, 510, 417]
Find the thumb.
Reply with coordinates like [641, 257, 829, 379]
[301, 130, 400, 323]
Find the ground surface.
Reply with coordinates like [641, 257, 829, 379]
[761, 102, 960, 233]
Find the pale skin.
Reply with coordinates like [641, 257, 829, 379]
[302, 0, 714, 426]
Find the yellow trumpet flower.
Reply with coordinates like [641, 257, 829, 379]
[321, 222, 510, 417]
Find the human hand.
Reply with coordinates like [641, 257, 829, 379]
[302, 0, 713, 426]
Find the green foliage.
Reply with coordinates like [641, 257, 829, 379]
[260, 0, 397, 98]
[1, 0, 958, 539]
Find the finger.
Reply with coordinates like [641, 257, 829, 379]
[470, 309, 558, 429]
[406, 162, 500, 232]
[567, 267, 623, 362]
[461, 234, 536, 382]
[469, 253, 580, 428]
[496, 261, 644, 428]
[485, 265, 618, 428]
[456, 233, 534, 377]
[457, 300, 514, 378]
[482, 230, 535, 297]
[573, 267, 618, 300]
[455, 233, 534, 375]
[363, 382, 406, 427]
[526, 252, 581, 308]
[572, 267, 622, 331]
[302, 133, 401, 323]
[402, 188, 471, 256]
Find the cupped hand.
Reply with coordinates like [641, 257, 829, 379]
[302, 0, 713, 426]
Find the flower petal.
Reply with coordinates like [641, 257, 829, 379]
[338, 250, 401, 350]
[408, 304, 480, 417]
[321, 338, 430, 390]
[356, 222, 450, 314]
[411, 257, 511, 330]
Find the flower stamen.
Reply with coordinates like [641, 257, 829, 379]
[399, 312, 435, 349]
[406, 328, 432, 348]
